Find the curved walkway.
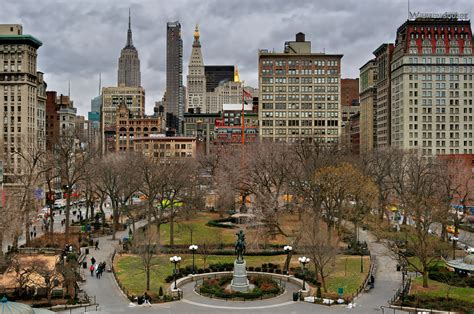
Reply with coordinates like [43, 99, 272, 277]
[58, 222, 405, 313]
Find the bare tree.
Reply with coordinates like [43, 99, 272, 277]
[35, 259, 61, 304]
[132, 227, 159, 291]
[53, 129, 93, 241]
[388, 152, 450, 288]
[11, 143, 48, 247]
[9, 258, 37, 296]
[247, 142, 294, 239]
[301, 217, 338, 292]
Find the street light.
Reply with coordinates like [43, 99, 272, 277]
[452, 236, 459, 260]
[283, 245, 293, 275]
[298, 256, 310, 291]
[170, 255, 182, 290]
[189, 245, 198, 275]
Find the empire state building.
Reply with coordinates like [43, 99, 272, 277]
[117, 10, 141, 87]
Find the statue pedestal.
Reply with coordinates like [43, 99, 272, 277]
[230, 259, 250, 292]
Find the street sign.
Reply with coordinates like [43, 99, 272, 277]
[34, 188, 44, 200]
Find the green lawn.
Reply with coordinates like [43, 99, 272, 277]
[114, 254, 368, 298]
[410, 277, 474, 303]
[149, 212, 236, 246]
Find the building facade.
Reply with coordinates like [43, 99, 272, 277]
[359, 59, 378, 152]
[134, 136, 196, 159]
[101, 86, 145, 127]
[117, 11, 141, 87]
[166, 21, 184, 134]
[258, 32, 343, 142]
[374, 43, 394, 148]
[341, 78, 359, 107]
[112, 102, 163, 152]
[390, 15, 474, 154]
[183, 112, 219, 155]
[45, 92, 76, 150]
[186, 25, 206, 114]
[214, 103, 258, 145]
[0, 24, 45, 185]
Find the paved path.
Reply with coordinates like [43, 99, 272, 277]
[58, 223, 406, 314]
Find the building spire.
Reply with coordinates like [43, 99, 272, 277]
[193, 23, 200, 46]
[126, 8, 133, 47]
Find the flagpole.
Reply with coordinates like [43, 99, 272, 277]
[241, 82, 245, 145]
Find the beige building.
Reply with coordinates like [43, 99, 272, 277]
[374, 43, 394, 148]
[0, 24, 46, 185]
[186, 25, 206, 113]
[134, 136, 196, 159]
[258, 32, 343, 142]
[390, 17, 474, 155]
[359, 59, 378, 153]
[101, 86, 145, 127]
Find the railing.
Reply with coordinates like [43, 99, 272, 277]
[389, 275, 411, 305]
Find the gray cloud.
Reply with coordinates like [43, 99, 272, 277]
[0, 0, 472, 116]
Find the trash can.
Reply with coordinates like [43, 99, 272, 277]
[292, 291, 299, 301]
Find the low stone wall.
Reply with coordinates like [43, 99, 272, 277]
[169, 271, 307, 293]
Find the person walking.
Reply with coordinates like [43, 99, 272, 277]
[95, 240, 99, 250]
[89, 264, 94, 277]
[95, 263, 99, 278]
[143, 292, 151, 306]
[91, 257, 96, 265]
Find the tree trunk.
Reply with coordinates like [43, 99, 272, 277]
[65, 192, 71, 241]
[146, 268, 150, 291]
[320, 270, 328, 292]
[25, 212, 31, 246]
[112, 204, 119, 240]
[422, 271, 429, 288]
[155, 223, 161, 246]
[170, 213, 174, 247]
[49, 206, 55, 234]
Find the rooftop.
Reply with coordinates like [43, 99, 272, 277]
[0, 34, 42, 48]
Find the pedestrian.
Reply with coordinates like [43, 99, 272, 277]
[33, 226, 36, 232]
[95, 241, 99, 250]
[33, 231, 36, 238]
[91, 257, 96, 265]
[370, 275, 375, 288]
[143, 292, 151, 306]
[30, 231, 33, 238]
[89, 264, 94, 277]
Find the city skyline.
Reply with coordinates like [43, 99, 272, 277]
[0, 0, 472, 116]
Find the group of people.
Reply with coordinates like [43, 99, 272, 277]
[89, 257, 107, 279]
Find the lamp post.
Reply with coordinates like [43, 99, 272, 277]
[189, 245, 198, 275]
[452, 236, 459, 260]
[283, 245, 293, 275]
[169, 255, 182, 290]
[298, 256, 310, 291]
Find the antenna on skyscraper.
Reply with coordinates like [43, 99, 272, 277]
[68, 80, 71, 99]
[99, 73, 102, 95]
[408, 0, 410, 19]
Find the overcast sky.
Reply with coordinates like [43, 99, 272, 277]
[1, 0, 473, 116]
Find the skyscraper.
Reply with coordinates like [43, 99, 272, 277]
[166, 21, 184, 134]
[117, 10, 141, 87]
[0, 24, 46, 185]
[186, 24, 206, 113]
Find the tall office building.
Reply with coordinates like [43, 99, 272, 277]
[373, 44, 394, 148]
[258, 32, 343, 142]
[166, 21, 184, 134]
[359, 59, 378, 152]
[0, 24, 46, 185]
[186, 25, 206, 113]
[117, 10, 141, 87]
[101, 86, 145, 127]
[390, 13, 474, 154]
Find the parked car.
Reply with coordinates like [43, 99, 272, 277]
[465, 245, 474, 254]
[53, 199, 66, 209]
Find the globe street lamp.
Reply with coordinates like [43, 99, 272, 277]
[298, 256, 310, 291]
[169, 255, 182, 290]
[189, 245, 198, 275]
[283, 245, 293, 275]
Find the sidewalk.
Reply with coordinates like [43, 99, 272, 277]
[354, 228, 402, 312]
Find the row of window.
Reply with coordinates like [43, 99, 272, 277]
[261, 77, 339, 84]
[261, 60, 338, 67]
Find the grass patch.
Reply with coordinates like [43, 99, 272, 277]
[410, 277, 474, 304]
[114, 253, 368, 299]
